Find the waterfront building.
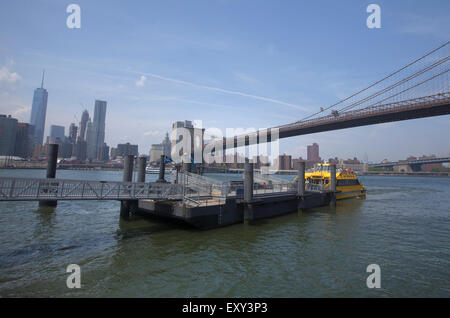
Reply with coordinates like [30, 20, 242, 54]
[325, 157, 367, 172]
[14, 123, 33, 158]
[149, 144, 164, 163]
[110, 147, 117, 160]
[97, 143, 110, 162]
[0, 115, 18, 156]
[328, 157, 340, 164]
[307, 143, 320, 162]
[29, 71, 48, 145]
[74, 140, 87, 161]
[115, 143, 138, 158]
[59, 141, 74, 158]
[171, 120, 204, 162]
[148, 132, 172, 164]
[49, 125, 65, 143]
[276, 154, 292, 170]
[292, 157, 306, 170]
[412, 154, 442, 172]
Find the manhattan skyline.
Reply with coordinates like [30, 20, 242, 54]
[0, 0, 449, 162]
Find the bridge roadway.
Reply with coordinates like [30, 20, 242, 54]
[369, 157, 450, 168]
[209, 93, 450, 149]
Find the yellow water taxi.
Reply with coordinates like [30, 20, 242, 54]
[293, 163, 366, 200]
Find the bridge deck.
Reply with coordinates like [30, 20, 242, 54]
[210, 93, 450, 149]
[369, 156, 450, 168]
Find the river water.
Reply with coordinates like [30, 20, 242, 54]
[0, 169, 449, 297]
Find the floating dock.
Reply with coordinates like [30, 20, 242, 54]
[0, 151, 337, 230]
[137, 162, 336, 229]
[138, 191, 333, 229]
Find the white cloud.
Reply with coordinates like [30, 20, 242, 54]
[12, 106, 31, 118]
[0, 92, 30, 121]
[136, 75, 147, 87]
[265, 44, 278, 57]
[143, 130, 164, 137]
[396, 13, 450, 40]
[0, 66, 21, 84]
[234, 72, 259, 85]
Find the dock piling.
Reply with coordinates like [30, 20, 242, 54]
[120, 155, 136, 220]
[39, 144, 58, 208]
[244, 162, 254, 223]
[157, 155, 166, 183]
[123, 155, 134, 182]
[183, 162, 192, 173]
[330, 164, 337, 205]
[297, 161, 305, 214]
[137, 156, 146, 183]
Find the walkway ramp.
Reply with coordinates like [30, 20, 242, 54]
[0, 177, 183, 201]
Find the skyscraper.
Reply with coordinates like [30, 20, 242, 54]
[30, 71, 48, 145]
[85, 119, 96, 160]
[162, 132, 171, 158]
[92, 100, 107, 159]
[68, 123, 78, 143]
[78, 110, 89, 141]
[49, 125, 65, 141]
[307, 143, 320, 162]
[0, 115, 18, 156]
[14, 122, 33, 158]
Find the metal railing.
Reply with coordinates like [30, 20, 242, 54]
[180, 172, 228, 206]
[0, 177, 183, 201]
[0, 172, 330, 203]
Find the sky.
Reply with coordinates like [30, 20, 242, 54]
[0, 0, 449, 162]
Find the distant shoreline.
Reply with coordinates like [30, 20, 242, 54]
[1, 167, 449, 178]
[0, 167, 123, 171]
[359, 172, 450, 178]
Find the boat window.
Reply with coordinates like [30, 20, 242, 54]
[337, 179, 360, 186]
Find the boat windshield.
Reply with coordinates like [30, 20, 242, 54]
[316, 165, 330, 172]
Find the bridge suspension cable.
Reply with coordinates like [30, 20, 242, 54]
[338, 56, 449, 113]
[288, 41, 449, 125]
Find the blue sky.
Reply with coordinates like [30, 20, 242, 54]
[0, 0, 449, 162]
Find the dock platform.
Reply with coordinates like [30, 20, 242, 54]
[138, 190, 333, 229]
